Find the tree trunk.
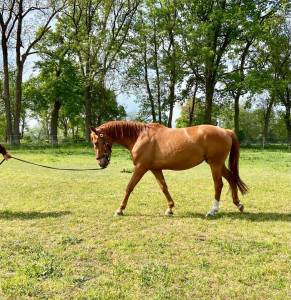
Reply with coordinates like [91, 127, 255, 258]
[285, 113, 291, 148]
[283, 96, 291, 147]
[203, 0, 230, 125]
[167, 21, 177, 128]
[234, 89, 241, 135]
[188, 82, 198, 126]
[50, 100, 61, 145]
[13, 0, 23, 145]
[234, 41, 251, 136]
[84, 84, 92, 142]
[153, 20, 162, 123]
[262, 97, 274, 148]
[287, 123, 291, 148]
[167, 100, 174, 128]
[13, 62, 23, 145]
[143, 48, 156, 122]
[204, 77, 215, 124]
[1, 34, 13, 144]
[21, 116, 25, 138]
[63, 121, 68, 138]
[167, 68, 176, 128]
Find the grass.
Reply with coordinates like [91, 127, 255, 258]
[0, 146, 290, 299]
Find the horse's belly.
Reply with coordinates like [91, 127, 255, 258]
[160, 158, 203, 170]
[152, 148, 204, 170]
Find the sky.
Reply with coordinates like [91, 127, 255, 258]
[117, 93, 181, 127]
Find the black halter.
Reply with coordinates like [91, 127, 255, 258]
[96, 137, 112, 164]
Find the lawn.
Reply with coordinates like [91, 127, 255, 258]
[0, 146, 290, 299]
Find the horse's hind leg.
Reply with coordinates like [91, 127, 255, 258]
[152, 170, 175, 216]
[115, 166, 147, 216]
[206, 164, 223, 217]
[222, 165, 244, 212]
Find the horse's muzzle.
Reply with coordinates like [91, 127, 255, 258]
[97, 156, 110, 169]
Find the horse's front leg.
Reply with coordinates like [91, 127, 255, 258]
[115, 166, 147, 216]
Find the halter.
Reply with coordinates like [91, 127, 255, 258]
[96, 135, 112, 166]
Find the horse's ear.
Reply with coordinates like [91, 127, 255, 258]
[90, 126, 97, 134]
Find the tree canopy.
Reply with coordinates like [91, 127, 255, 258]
[0, 0, 290, 146]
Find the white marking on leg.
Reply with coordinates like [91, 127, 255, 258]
[237, 203, 244, 212]
[165, 208, 173, 216]
[206, 199, 220, 217]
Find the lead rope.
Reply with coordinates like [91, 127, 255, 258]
[0, 156, 104, 171]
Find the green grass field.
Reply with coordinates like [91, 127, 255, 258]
[0, 146, 290, 299]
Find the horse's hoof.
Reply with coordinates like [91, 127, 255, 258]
[165, 209, 174, 216]
[206, 210, 217, 217]
[114, 210, 124, 217]
[238, 204, 244, 213]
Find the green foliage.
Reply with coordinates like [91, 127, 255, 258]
[175, 98, 205, 128]
[91, 82, 127, 125]
[124, 0, 184, 125]
[1, 0, 290, 143]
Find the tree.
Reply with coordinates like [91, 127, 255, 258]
[175, 97, 205, 128]
[0, 0, 65, 144]
[23, 59, 82, 144]
[60, 0, 139, 141]
[124, 0, 183, 127]
[0, 0, 17, 143]
[223, 1, 284, 135]
[181, 0, 245, 124]
[35, 28, 84, 145]
[91, 81, 126, 126]
[269, 22, 291, 145]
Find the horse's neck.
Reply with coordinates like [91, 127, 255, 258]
[111, 136, 136, 151]
[102, 121, 146, 151]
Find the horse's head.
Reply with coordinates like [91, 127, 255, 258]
[90, 127, 112, 169]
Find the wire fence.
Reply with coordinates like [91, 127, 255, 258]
[240, 137, 290, 149]
[0, 135, 90, 150]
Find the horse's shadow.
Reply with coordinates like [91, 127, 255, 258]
[0, 210, 71, 220]
[127, 211, 291, 222]
[178, 211, 291, 222]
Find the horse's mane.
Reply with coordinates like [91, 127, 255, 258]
[99, 121, 163, 140]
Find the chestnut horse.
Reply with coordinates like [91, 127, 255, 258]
[90, 121, 248, 217]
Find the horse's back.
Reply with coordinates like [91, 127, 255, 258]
[132, 124, 233, 170]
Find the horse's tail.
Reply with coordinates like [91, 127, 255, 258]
[228, 130, 248, 195]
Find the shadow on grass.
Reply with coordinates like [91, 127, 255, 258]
[125, 211, 291, 222]
[0, 210, 71, 220]
[181, 211, 291, 222]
